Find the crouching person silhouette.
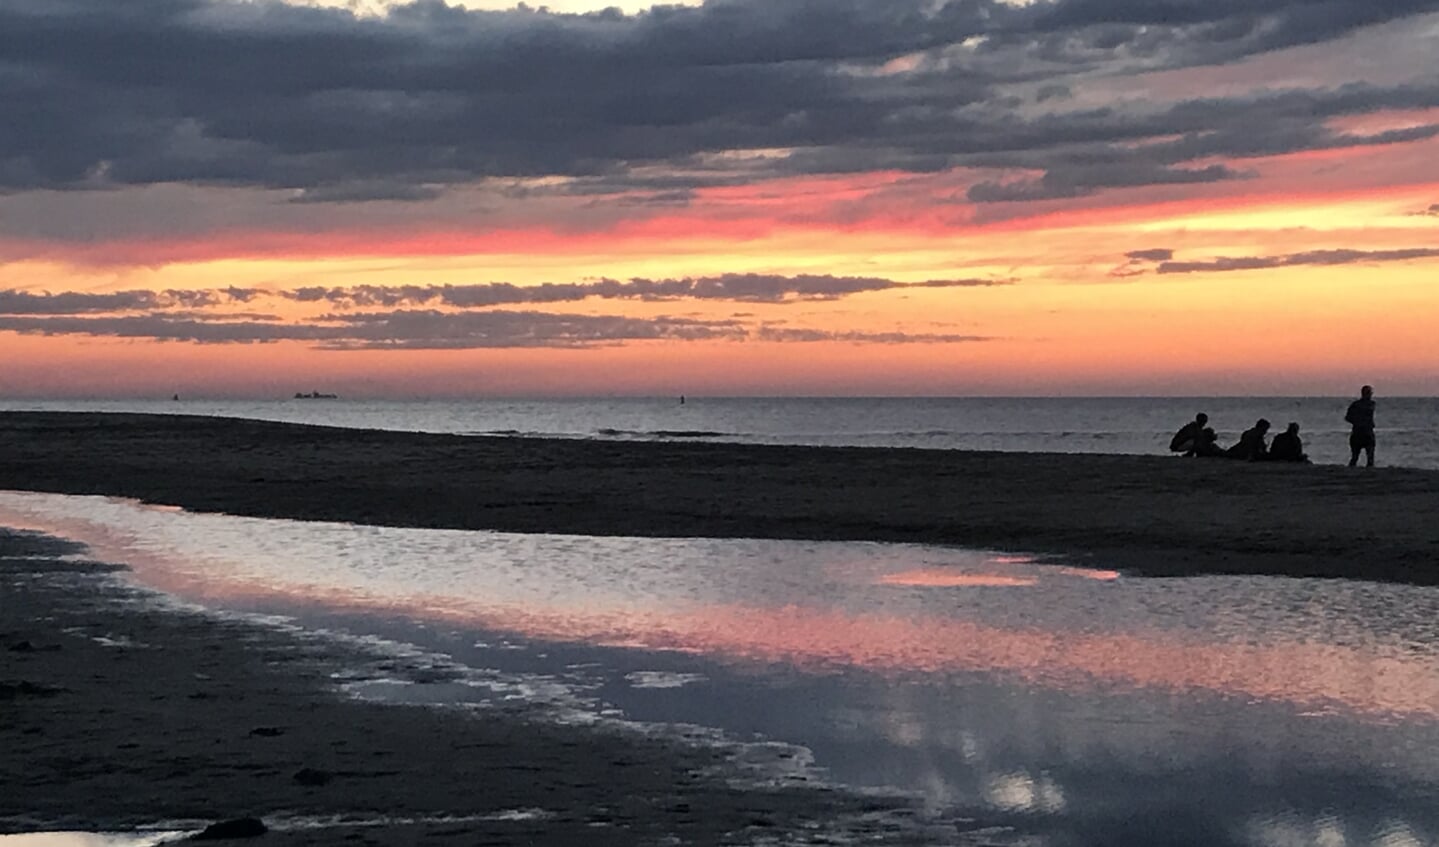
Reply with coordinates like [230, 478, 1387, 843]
[1169, 413, 1209, 455]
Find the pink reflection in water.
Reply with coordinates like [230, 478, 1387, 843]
[5, 501, 1439, 722]
[129, 549, 1439, 722]
[1050, 567, 1121, 581]
[877, 570, 1038, 588]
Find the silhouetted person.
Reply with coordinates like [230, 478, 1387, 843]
[1191, 427, 1226, 458]
[1346, 385, 1376, 467]
[1169, 412, 1209, 455]
[1268, 422, 1309, 463]
[1226, 418, 1271, 461]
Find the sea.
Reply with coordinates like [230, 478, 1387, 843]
[3, 395, 1438, 469]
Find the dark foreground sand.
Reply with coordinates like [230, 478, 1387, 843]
[1, 530, 939, 843]
[1, 411, 1437, 582]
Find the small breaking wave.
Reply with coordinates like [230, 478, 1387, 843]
[594, 428, 729, 439]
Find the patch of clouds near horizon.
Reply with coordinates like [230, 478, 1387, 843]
[0, 309, 994, 350]
[0, 272, 1006, 348]
[1153, 247, 1439, 274]
[285, 274, 1012, 308]
[0, 288, 265, 315]
[0, 274, 1009, 315]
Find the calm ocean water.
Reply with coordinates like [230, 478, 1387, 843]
[5, 396, 1438, 470]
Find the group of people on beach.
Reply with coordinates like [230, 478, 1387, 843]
[1168, 386, 1378, 466]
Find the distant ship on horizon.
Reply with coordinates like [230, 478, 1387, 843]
[294, 391, 339, 400]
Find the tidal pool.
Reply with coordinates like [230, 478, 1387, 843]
[3, 490, 1438, 847]
[0, 836, 182, 847]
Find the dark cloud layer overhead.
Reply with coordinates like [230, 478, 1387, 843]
[2, 0, 1438, 203]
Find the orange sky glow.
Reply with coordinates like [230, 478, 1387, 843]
[2, 1, 1437, 397]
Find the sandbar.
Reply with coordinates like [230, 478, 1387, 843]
[1, 411, 1437, 583]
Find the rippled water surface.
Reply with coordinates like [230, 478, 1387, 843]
[5, 396, 1438, 468]
[4, 490, 1439, 847]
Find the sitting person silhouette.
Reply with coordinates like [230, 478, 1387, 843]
[1225, 418, 1271, 461]
[1169, 412, 1209, 455]
[1267, 422, 1309, 463]
[1191, 427, 1226, 458]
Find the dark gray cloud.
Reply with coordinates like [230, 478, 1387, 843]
[1156, 247, 1439, 273]
[1108, 247, 1175, 276]
[1025, 0, 1439, 52]
[283, 273, 1011, 308]
[0, 308, 990, 349]
[0, 273, 1006, 318]
[1035, 84, 1073, 103]
[317, 309, 745, 349]
[0, 269, 1005, 348]
[968, 163, 1244, 202]
[0, 314, 338, 344]
[1413, 203, 1439, 216]
[0, 287, 261, 314]
[1, 0, 1436, 204]
[939, 83, 1439, 205]
[287, 181, 446, 204]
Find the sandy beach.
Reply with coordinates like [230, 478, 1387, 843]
[1, 411, 1437, 583]
[4, 411, 1439, 841]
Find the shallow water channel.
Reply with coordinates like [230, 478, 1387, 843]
[4, 490, 1439, 847]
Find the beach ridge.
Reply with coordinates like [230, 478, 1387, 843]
[1, 411, 1437, 583]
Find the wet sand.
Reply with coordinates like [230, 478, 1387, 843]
[0, 530, 929, 843]
[1, 411, 1437, 583]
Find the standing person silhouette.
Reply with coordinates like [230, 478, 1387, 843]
[1345, 385, 1377, 467]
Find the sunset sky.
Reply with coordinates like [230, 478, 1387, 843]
[2, 0, 1437, 397]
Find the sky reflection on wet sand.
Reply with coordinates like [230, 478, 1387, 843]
[4, 490, 1439, 846]
[3, 491, 1435, 720]
[0, 834, 181, 847]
